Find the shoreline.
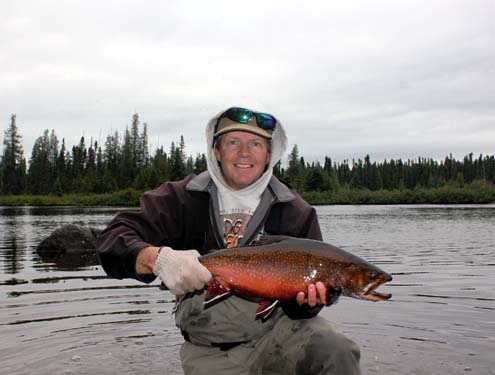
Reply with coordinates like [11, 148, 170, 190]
[0, 182, 494, 207]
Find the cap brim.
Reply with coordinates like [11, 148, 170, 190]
[214, 123, 272, 139]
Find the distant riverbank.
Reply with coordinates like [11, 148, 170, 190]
[303, 181, 495, 205]
[1, 181, 493, 207]
[0, 189, 143, 207]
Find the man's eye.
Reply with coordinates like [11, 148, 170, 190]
[250, 141, 262, 148]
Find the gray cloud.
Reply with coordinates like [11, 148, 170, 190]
[1, 0, 494, 165]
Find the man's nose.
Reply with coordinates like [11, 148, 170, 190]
[239, 142, 251, 155]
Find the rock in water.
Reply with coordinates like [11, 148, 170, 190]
[36, 224, 102, 269]
[37, 224, 101, 254]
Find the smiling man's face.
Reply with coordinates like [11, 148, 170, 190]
[215, 131, 271, 190]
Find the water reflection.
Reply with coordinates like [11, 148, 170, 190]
[35, 250, 100, 271]
[0, 216, 25, 275]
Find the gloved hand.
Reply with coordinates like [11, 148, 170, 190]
[153, 247, 212, 295]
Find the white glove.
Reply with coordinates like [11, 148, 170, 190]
[153, 247, 212, 295]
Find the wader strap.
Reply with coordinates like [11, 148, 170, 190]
[181, 329, 191, 343]
[211, 341, 247, 351]
[181, 330, 247, 351]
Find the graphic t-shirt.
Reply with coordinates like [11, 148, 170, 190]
[222, 212, 251, 248]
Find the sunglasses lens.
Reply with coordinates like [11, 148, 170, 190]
[220, 107, 276, 134]
[256, 113, 276, 130]
[227, 108, 253, 124]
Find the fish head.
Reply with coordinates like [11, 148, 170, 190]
[341, 264, 392, 301]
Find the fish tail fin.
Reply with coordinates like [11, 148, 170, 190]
[256, 300, 279, 320]
[204, 278, 231, 306]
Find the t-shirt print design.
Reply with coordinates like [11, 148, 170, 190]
[223, 213, 251, 248]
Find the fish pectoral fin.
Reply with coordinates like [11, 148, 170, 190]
[204, 278, 231, 306]
[255, 300, 279, 319]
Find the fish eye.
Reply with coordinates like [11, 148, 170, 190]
[369, 271, 378, 279]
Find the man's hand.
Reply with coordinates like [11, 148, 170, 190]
[296, 281, 328, 307]
[152, 247, 212, 295]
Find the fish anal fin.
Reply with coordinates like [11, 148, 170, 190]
[256, 300, 279, 319]
[204, 278, 231, 306]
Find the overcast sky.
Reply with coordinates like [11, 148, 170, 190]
[1, 0, 494, 165]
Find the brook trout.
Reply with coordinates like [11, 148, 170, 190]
[199, 236, 392, 318]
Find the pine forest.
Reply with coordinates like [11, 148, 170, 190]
[1, 114, 494, 205]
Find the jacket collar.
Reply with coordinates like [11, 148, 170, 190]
[266, 175, 295, 203]
[185, 171, 213, 192]
[186, 171, 295, 203]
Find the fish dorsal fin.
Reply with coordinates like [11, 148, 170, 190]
[250, 235, 292, 247]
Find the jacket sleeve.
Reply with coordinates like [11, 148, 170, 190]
[96, 182, 183, 283]
[265, 187, 323, 241]
[297, 205, 323, 241]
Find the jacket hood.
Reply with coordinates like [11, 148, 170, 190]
[205, 106, 288, 186]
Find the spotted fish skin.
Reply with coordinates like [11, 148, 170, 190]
[199, 236, 392, 317]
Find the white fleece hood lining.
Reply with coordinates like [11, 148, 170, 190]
[206, 107, 288, 215]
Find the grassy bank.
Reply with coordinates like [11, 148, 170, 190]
[0, 188, 144, 207]
[1, 181, 494, 207]
[302, 181, 495, 205]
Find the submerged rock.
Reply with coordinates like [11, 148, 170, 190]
[36, 224, 102, 270]
[37, 224, 101, 254]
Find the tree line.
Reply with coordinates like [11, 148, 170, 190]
[1, 113, 494, 196]
[0, 113, 206, 195]
[282, 145, 495, 193]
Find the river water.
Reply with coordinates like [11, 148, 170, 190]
[0, 205, 494, 375]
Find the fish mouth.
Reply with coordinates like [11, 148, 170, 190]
[358, 280, 392, 301]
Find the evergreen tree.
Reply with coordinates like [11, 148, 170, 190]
[119, 113, 149, 187]
[152, 146, 169, 181]
[370, 164, 383, 190]
[285, 144, 303, 189]
[96, 141, 103, 172]
[193, 153, 207, 175]
[337, 160, 351, 186]
[86, 139, 96, 170]
[140, 122, 150, 168]
[185, 155, 195, 175]
[273, 160, 283, 179]
[28, 130, 52, 194]
[53, 138, 67, 195]
[169, 140, 186, 181]
[104, 131, 120, 179]
[131, 113, 140, 167]
[305, 162, 329, 191]
[120, 127, 134, 187]
[328, 167, 340, 191]
[72, 137, 87, 178]
[350, 158, 364, 189]
[1, 114, 26, 194]
[179, 135, 186, 166]
[70, 136, 88, 192]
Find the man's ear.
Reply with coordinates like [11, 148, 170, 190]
[215, 148, 221, 163]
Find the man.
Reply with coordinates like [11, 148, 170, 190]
[96, 106, 361, 374]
